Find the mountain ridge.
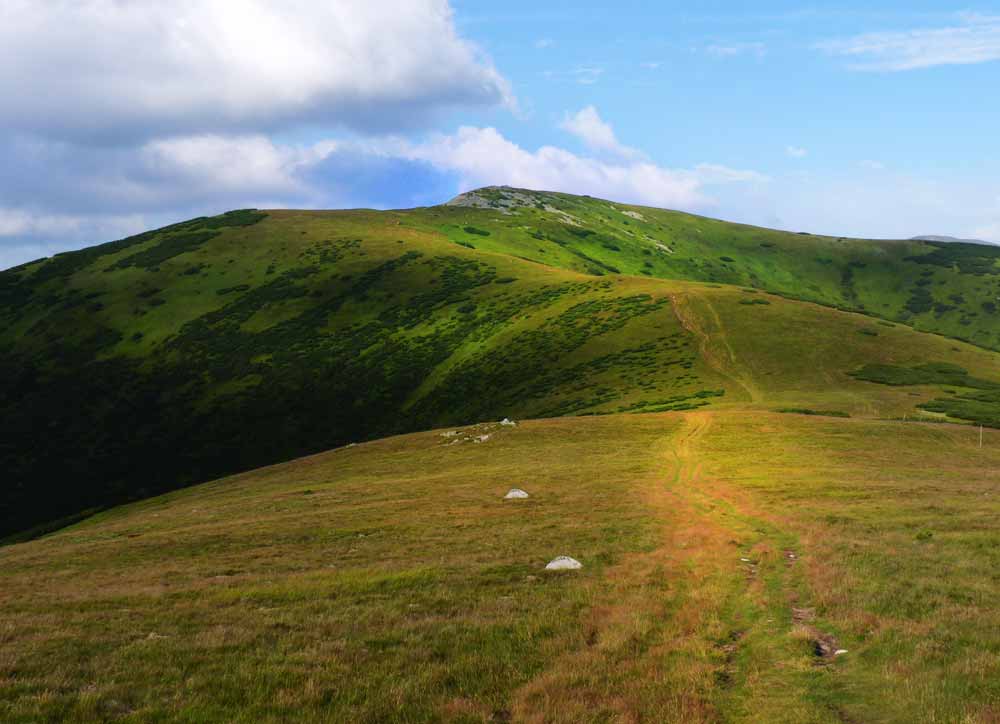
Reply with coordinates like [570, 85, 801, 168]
[3, 187, 1000, 538]
[912, 234, 995, 245]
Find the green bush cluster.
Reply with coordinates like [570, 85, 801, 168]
[851, 362, 1000, 428]
[905, 241, 1000, 276]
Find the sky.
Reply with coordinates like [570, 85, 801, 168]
[2, 1, 1000, 269]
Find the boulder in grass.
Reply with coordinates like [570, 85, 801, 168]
[545, 556, 582, 571]
[500, 418, 517, 426]
[504, 488, 529, 500]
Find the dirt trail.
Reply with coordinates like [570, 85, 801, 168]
[512, 412, 802, 723]
[669, 292, 761, 405]
[511, 411, 824, 722]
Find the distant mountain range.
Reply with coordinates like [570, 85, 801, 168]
[912, 234, 995, 245]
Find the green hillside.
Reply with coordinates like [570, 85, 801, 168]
[3, 188, 1000, 538]
[434, 187, 1000, 349]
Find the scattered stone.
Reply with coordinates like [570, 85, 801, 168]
[474, 434, 491, 443]
[545, 556, 583, 571]
[504, 488, 529, 499]
[440, 430, 459, 438]
[499, 417, 517, 426]
[834, 649, 848, 656]
[813, 634, 839, 659]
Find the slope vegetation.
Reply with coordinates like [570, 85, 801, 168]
[3, 190, 1000, 537]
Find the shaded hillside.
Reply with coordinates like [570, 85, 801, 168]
[3, 190, 1000, 538]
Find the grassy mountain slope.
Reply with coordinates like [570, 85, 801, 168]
[3, 411, 999, 722]
[431, 187, 1000, 349]
[3, 190, 1000, 537]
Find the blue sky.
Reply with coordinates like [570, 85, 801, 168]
[457, 2, 999, 171]
[1, 1, 999, 269]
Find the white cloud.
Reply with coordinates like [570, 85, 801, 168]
[712, 170, 1000, 243]
[560, 106, 639, 159]
[0, 208, 148, 269]
[141, 134, 335, 196]
[572, 67, 605, 85]
[0, 118, 775, 269]
[859, 159, 886, 170]
[693, 164, 770, 184]
[817, 13, 1000, 71]
[706, 42, 766, 58]
[786, 146, 808, 158]
[535, 38, 554, 49]
[0, 0, 512, 141]
[641, 61, 662, 70]
[0, 209, 84, 238]
[389, 126, 764, 211]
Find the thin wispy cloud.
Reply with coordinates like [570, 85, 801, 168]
[540, 66, 605, 85]
[818, 13, 1000, 71]
[535, 37, 553, 49]
[706, 42, 766, 58]
[786, 146, 808, 159]
[572, 66, 605, 85]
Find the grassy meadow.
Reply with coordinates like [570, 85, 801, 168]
[4, 411, 1000, 722]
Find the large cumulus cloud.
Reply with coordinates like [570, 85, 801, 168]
[0, 0, 511, 142]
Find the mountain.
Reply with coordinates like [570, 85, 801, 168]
[5, 187, 1000, 721]
[3, 186, 1000, 539]
[912, 234, 994, 245]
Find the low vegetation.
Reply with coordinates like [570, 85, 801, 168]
[3, 412, 999, 722]
[852, 362, 1000, 427]
[4, 187, 1000, 539]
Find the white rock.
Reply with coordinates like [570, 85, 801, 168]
[500, 418, 517, 426]
[504, 488, 529, 499]
[834, 649, 848, 656]
[545, 556, 583, 571]
[474, 434, 491, 443]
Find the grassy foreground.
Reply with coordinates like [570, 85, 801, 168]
[3, 411, 999, 722]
